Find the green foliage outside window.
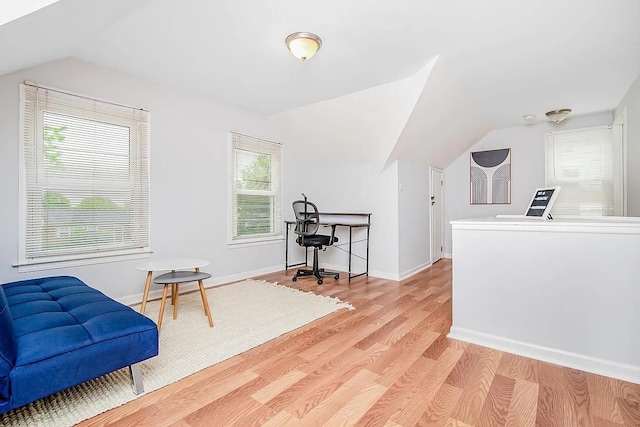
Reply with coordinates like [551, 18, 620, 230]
[239, 154, 271, 190]
[77, 196, 120, 210]
[42, 191, 71, 208]
[237, 153, 272, 235]
[43, 125, 66, 166]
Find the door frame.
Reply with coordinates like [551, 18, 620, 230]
[429, 167, 444, 263]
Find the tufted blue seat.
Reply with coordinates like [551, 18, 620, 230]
[0, 276, 158, 414]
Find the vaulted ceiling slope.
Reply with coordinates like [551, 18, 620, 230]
[271, 55, 491, 171]
[1, 0, 639, 129]
[269, 62, 429, 164]
[385, 57, 492, 169]
[0, 0, 61, 26]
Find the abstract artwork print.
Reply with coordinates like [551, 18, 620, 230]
[470, 148, 511, 204]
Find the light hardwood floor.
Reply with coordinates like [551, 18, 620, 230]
[80, 260, 640, 426]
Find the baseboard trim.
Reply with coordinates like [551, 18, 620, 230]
[448, 326, 640, 384]
[444, 253, 452, 259]
[309, 262, 395, 282]
[399, 262, 432, 281]
[117, 264, 283, 306]
[368, 270, 399, 281]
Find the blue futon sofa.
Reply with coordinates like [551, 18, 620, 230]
[0, 276, 158, 414]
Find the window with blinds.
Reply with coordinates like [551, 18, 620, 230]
[229, 132, 282, 243]
[19, 83, 150, 264]
[545, 125, 619, 216]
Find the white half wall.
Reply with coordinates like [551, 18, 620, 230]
[0, 58, 284, 300]
[450, 217, 640, 383]
[443, 112, 613, 254]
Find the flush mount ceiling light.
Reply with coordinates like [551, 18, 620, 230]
[285, 32, 322, 61]
[523, 114, 536, 124]
[545, 109, 572, 123]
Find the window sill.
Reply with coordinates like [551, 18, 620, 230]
[13, 249, 153, 273]
[228, 236, 284, 249]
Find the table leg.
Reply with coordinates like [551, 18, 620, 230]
[195, 267, 214, 327]
[158, 284, 169, 331]
[198, 279, 214, 327]
[140, 271, 152, 315]
[173, 283, 180, 320]
[171, 270, 176, 305]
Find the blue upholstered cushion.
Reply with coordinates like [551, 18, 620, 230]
[0, 276, 158, 412]
[0, 286, 16, 403]
[3, 277, 153, 366]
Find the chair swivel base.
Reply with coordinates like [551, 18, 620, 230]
[292, 247, 339, 285]
[292, 268, 339, 285]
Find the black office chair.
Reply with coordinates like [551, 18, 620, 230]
[292, 198, 340, 285]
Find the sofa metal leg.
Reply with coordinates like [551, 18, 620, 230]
[129, 363, 144, 395]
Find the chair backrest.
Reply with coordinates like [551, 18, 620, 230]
[292, 200, 320, 237]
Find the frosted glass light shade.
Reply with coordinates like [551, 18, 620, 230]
[546, 109, 572, 123]
[285, 32, 322, 61]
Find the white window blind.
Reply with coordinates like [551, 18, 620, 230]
[229, 132, 282, 243]
[20, 83, 150, 263]
[545, 125, 616, 216]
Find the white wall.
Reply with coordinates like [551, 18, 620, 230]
[0, 58, 284, 300]
[443, 112, 613, 254]
[269, 74, 427, 279]
[615, 73, 640, 216]
[398, 160, 431, 277]
[281, 147, 400, 280]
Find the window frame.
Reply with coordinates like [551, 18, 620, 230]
[228, 132, 283, 246]
[544, 124, 623, 217]
[17, 82, 151, 271]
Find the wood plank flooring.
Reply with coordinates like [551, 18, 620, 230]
[80, 260, 640, 426]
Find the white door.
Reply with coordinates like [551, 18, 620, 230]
[430, 167, 444, 263]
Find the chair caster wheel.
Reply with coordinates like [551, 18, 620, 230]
[334, 274, 340, 280]
[292, 276, 297, 282]
[317, 279, 323, 285]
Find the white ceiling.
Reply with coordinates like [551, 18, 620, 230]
[1, 0, 639, 127]
[0, 0, 60, 26]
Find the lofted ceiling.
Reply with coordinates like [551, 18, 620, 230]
[1, 0, 639, 128]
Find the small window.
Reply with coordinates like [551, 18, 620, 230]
[229, 132, 283, 244]
[19, 83, 150, 266]
[545, 125, 621, 216]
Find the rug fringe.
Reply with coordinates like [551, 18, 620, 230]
[266, 281, 355, 311]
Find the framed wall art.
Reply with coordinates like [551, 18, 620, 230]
[470, 148, 511, 204]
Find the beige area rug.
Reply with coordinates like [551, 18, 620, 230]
[0, 280, 354, 427]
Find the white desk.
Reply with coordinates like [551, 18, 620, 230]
[285, 212, 371, 282]
[136, 258, 209, 314]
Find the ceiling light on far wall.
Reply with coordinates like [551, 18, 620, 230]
[545, 108, 572, 123]
[523, 114, 536, 124]
[285, 32, 322, 61]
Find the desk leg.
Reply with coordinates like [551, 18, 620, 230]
[284, 222, 308, 270]
[348, 226, 353, 282]
[366, 224, 370, 277]
[140, 271, 152, 315]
